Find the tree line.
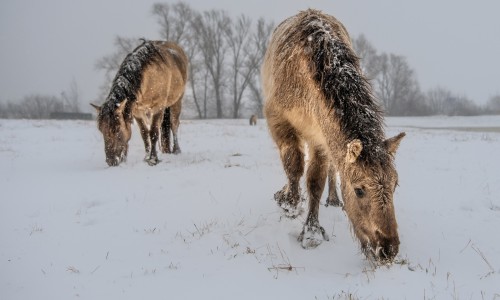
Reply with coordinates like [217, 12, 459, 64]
[96, 2, 274, 119]
[352, 34, 499, 116]
[95, 2, 499, 118]
[0, 80, 81, 119]
[2, 2, 499, 119]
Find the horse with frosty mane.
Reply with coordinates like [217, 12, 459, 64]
[92, 40, 188, 167]
[262, 9, 405, 263]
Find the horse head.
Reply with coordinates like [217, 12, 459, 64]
[341, 132, 405, 262]
[91, 101, 132, 166]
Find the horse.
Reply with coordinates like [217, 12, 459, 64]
[262, 9, 405, 263]
[91, 40, 188, 167]
[249, 114, 257, 126]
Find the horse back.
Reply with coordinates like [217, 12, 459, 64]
[134, 41, 188, 118]
[262, 10, 349, 146]
[155, 41, 188, 83]
[263, 10, 353, 109]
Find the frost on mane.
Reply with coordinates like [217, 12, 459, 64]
[301, 13, 386, 163]
[106, 40, 161, 106]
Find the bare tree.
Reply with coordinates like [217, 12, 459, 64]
[0, 79, 84, 119]
[60, 79, 80, 113]
[12, 95, 64, 119]
[246, 18, 274, 117]
[95, 36, 137, 101]
[375, 53, 423, 115]
[485, 95, 500, 114]
[352, 34, 380, 80]
[187, 37, 212, 119]
[152, 2, 192, 45]
[176, 4, 211, 119]
[192, 9, 231, 118]
[0, 102, 6, 118]
[426, 87, 453, 115]
[353, 35, 431, 115]
[225, 15, 254, 118]
[442, 94, 480, 116]
[425, 86, 483, 116]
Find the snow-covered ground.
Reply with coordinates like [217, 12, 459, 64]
[1, 116, 499, 299]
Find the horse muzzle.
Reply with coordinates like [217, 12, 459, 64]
[106, 151, 126, 167]
[362, 231, 400, 263]
[106, 157, 120, 167]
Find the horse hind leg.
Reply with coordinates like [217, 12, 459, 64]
[299, 145, 330, 249]
[169, 99, 182, 154]
[269, 120, 305, 218]
[160, 107, 172, 154]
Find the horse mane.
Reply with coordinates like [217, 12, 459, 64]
[101, 39, 164, 116]
[299, 10, 387, 164]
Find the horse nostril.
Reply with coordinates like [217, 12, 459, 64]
[374, 230, 399, 261]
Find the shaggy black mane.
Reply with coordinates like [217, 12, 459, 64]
[101, 39, 163, 116]
[299, 11, 387, 164]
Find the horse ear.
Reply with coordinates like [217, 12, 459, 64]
[90, 103, 101, 112]
[346, 139, 363, 163]
[384, 132, 406, 156]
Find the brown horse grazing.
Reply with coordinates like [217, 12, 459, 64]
[262, 9, 405, 263]
[91, 40, 188, 166]
[249, 114, 257, 126]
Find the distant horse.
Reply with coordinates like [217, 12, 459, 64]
[249, 114, 257, 126]
[91, 40, 188, 166]
[262, 9, 405, 262]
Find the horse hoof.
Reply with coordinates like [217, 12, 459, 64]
[274, 189, 304, 218]
[298, 223, 329, 249]
[325, 196, 343, 208]
[279, 202, 304, 219]
[145, 157, 160, 166]
[173, 148, 181, 155]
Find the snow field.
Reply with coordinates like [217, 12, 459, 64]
[1, 117, 499, 299]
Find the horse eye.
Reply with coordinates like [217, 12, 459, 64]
[354, 188, 365, 198]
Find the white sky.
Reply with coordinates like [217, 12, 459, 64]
[1, 0, 499, 108]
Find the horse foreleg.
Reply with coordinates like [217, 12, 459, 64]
[269, 119, 305, 218]
[145, 113, 162, 166]
[136, 118, 153, 162]
[325, 165, 343, 207]
[299, 146, 329, 249]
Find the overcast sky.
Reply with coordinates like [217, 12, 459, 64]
[1, 0, 499, 110]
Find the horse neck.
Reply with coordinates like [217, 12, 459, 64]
[326, 131, 350, 173]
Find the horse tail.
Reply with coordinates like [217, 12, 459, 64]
[161, 106, 171, 149]
[299, 10, 383, 149]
